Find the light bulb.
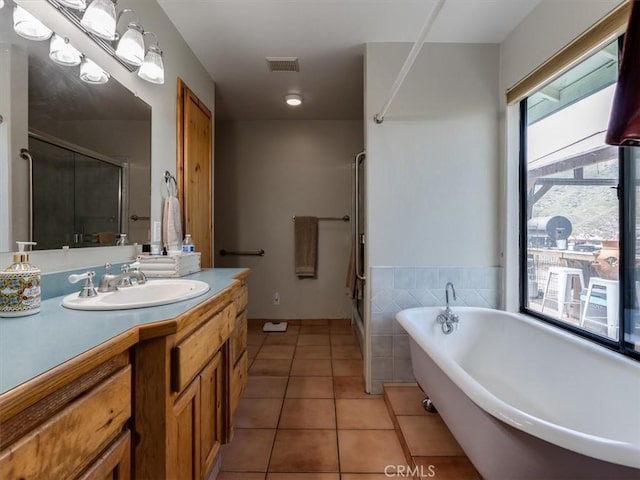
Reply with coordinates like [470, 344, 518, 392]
[138, 45, 164, 84]
[49, 35, 82, 66]
[80, 57, 110, 84]
[285, 94, 303, 106]
[13, 6, 53, 41]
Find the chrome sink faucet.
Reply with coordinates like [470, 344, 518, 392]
[437, 282, 459, 334]
[98, 262, 147, 292]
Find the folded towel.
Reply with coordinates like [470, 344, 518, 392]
[163, 195, 182, 251]
[294, 216, 318, 278]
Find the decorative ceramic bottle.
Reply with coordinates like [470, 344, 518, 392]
[0, 241, 41, 317]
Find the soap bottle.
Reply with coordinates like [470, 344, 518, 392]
[0, 241, 41, 317]
[182, 234, 195, 253]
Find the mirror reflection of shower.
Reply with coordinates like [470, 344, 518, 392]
[29, 134, 126, 249]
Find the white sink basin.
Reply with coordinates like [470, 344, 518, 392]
[62, 279, 210, 311]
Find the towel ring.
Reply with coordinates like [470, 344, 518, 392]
[164, 171, 178, 197]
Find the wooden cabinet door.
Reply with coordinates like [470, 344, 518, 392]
[170, 378, 201, 480]
[76, 430, 131, 480]
[199, 351, 224, 478]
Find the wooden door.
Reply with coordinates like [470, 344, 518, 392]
[171, 378, 201, 480]
[177, 79, 213, 267]
[199, 351, 224, 478]
[76, 431, 131, 480]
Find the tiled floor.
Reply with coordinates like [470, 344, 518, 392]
[218, 319, 480, 480]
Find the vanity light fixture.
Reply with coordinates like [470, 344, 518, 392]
[80, 57, 110, 84]
[137, 33, 164, 84]
[57, 0, 87, 10]
[115, 11, 145, 66]
[0, 0, 5, 9]
[80, 0, 117, 40]
[13, 5, 53, 41]
[49, 34, 82, 66]
[285, 94, 303, 106]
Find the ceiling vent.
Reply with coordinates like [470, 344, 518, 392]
[266, 57, 300, 72]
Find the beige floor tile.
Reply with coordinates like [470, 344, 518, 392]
[413, 457, 481, 480]
[248, 344, 261, 360]
[299, 325, 331, 334]
[221, 428, 276, 472]
[269, 429, 339, 472]
[278, 398, 336, 429]
[331, 345, 362, 359]
[286, 376, 334, 398]
[297, 334, 330, 346]
[338, 430, 407, 473]
[265, 334, 299, 346]
[291, 358, 333, 376]
[250, 358, 292, 376]
[333, 376, 371, 399]
[385, 385, 429, 416]
[267, 475, 339, 480]
[330, 334, 358, 346]
[397, 416, 465, 456]
[234, 397, 283, 428]
[244, 376, 289, 399]
[295, 345, 332, 359]
[219, 473, 266, 480]
[331, 359, 362, 376]
[257, 345, 297, 360]
[336, 398, 394, 429]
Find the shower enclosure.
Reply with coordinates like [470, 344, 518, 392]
[353, 151, 366, 344]
[29, 134, 126, 249]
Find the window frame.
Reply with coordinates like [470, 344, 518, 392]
[518, 36, 639, 360]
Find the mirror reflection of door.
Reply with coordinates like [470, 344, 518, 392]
[177, 79, 213, 267]
[30, 136, 123, 249]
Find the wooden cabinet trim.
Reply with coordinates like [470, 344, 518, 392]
[0, 352, 129, 450]
[75, 430, 131, 480]
[0, 329, 137, 423]
[172, 304, 236, 392]
[0, 366, 131, 480]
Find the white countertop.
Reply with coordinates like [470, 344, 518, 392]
[0, 268, 248, 395]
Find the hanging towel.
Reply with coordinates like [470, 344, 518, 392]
[163, 195, 183, 251]
[294, 216, 318, 278]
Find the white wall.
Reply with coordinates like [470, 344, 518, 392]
[1, 0, 216, 271]
[215, 120, 363, 319]
[499, 0, 624, 310]
[365, 42, 501, 268]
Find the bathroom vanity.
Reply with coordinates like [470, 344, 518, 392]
[0, 268, 249, 480]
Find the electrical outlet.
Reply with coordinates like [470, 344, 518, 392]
[272, 292, 280, 305]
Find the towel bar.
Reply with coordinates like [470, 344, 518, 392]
[219, 249, 265, 257]
[292, 215, 350, 222]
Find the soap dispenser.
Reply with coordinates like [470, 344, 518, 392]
[0, 241, 41, 317]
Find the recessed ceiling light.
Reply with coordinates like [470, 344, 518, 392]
[285, 94, 302, 106]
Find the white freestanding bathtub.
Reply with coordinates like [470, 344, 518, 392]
[396, 307, 640, 480]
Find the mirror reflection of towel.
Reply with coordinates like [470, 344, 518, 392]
[163, 195, 182, 250]
[295, 216, 318, 278]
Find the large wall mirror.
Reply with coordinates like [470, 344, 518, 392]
[0, 4, 151, 251]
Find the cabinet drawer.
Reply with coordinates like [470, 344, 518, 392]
[172, 303, 235, 392]
[0, 366, 131, 480]
[233, 285, 248, 313]
[75, 430, 131, 480]
[229, 351, 248, 418]
[231, 311, 248, 366]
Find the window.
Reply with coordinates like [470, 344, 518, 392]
[520, 38, 639, 358]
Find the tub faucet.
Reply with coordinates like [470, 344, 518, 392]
[437, 282, 458, 334]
